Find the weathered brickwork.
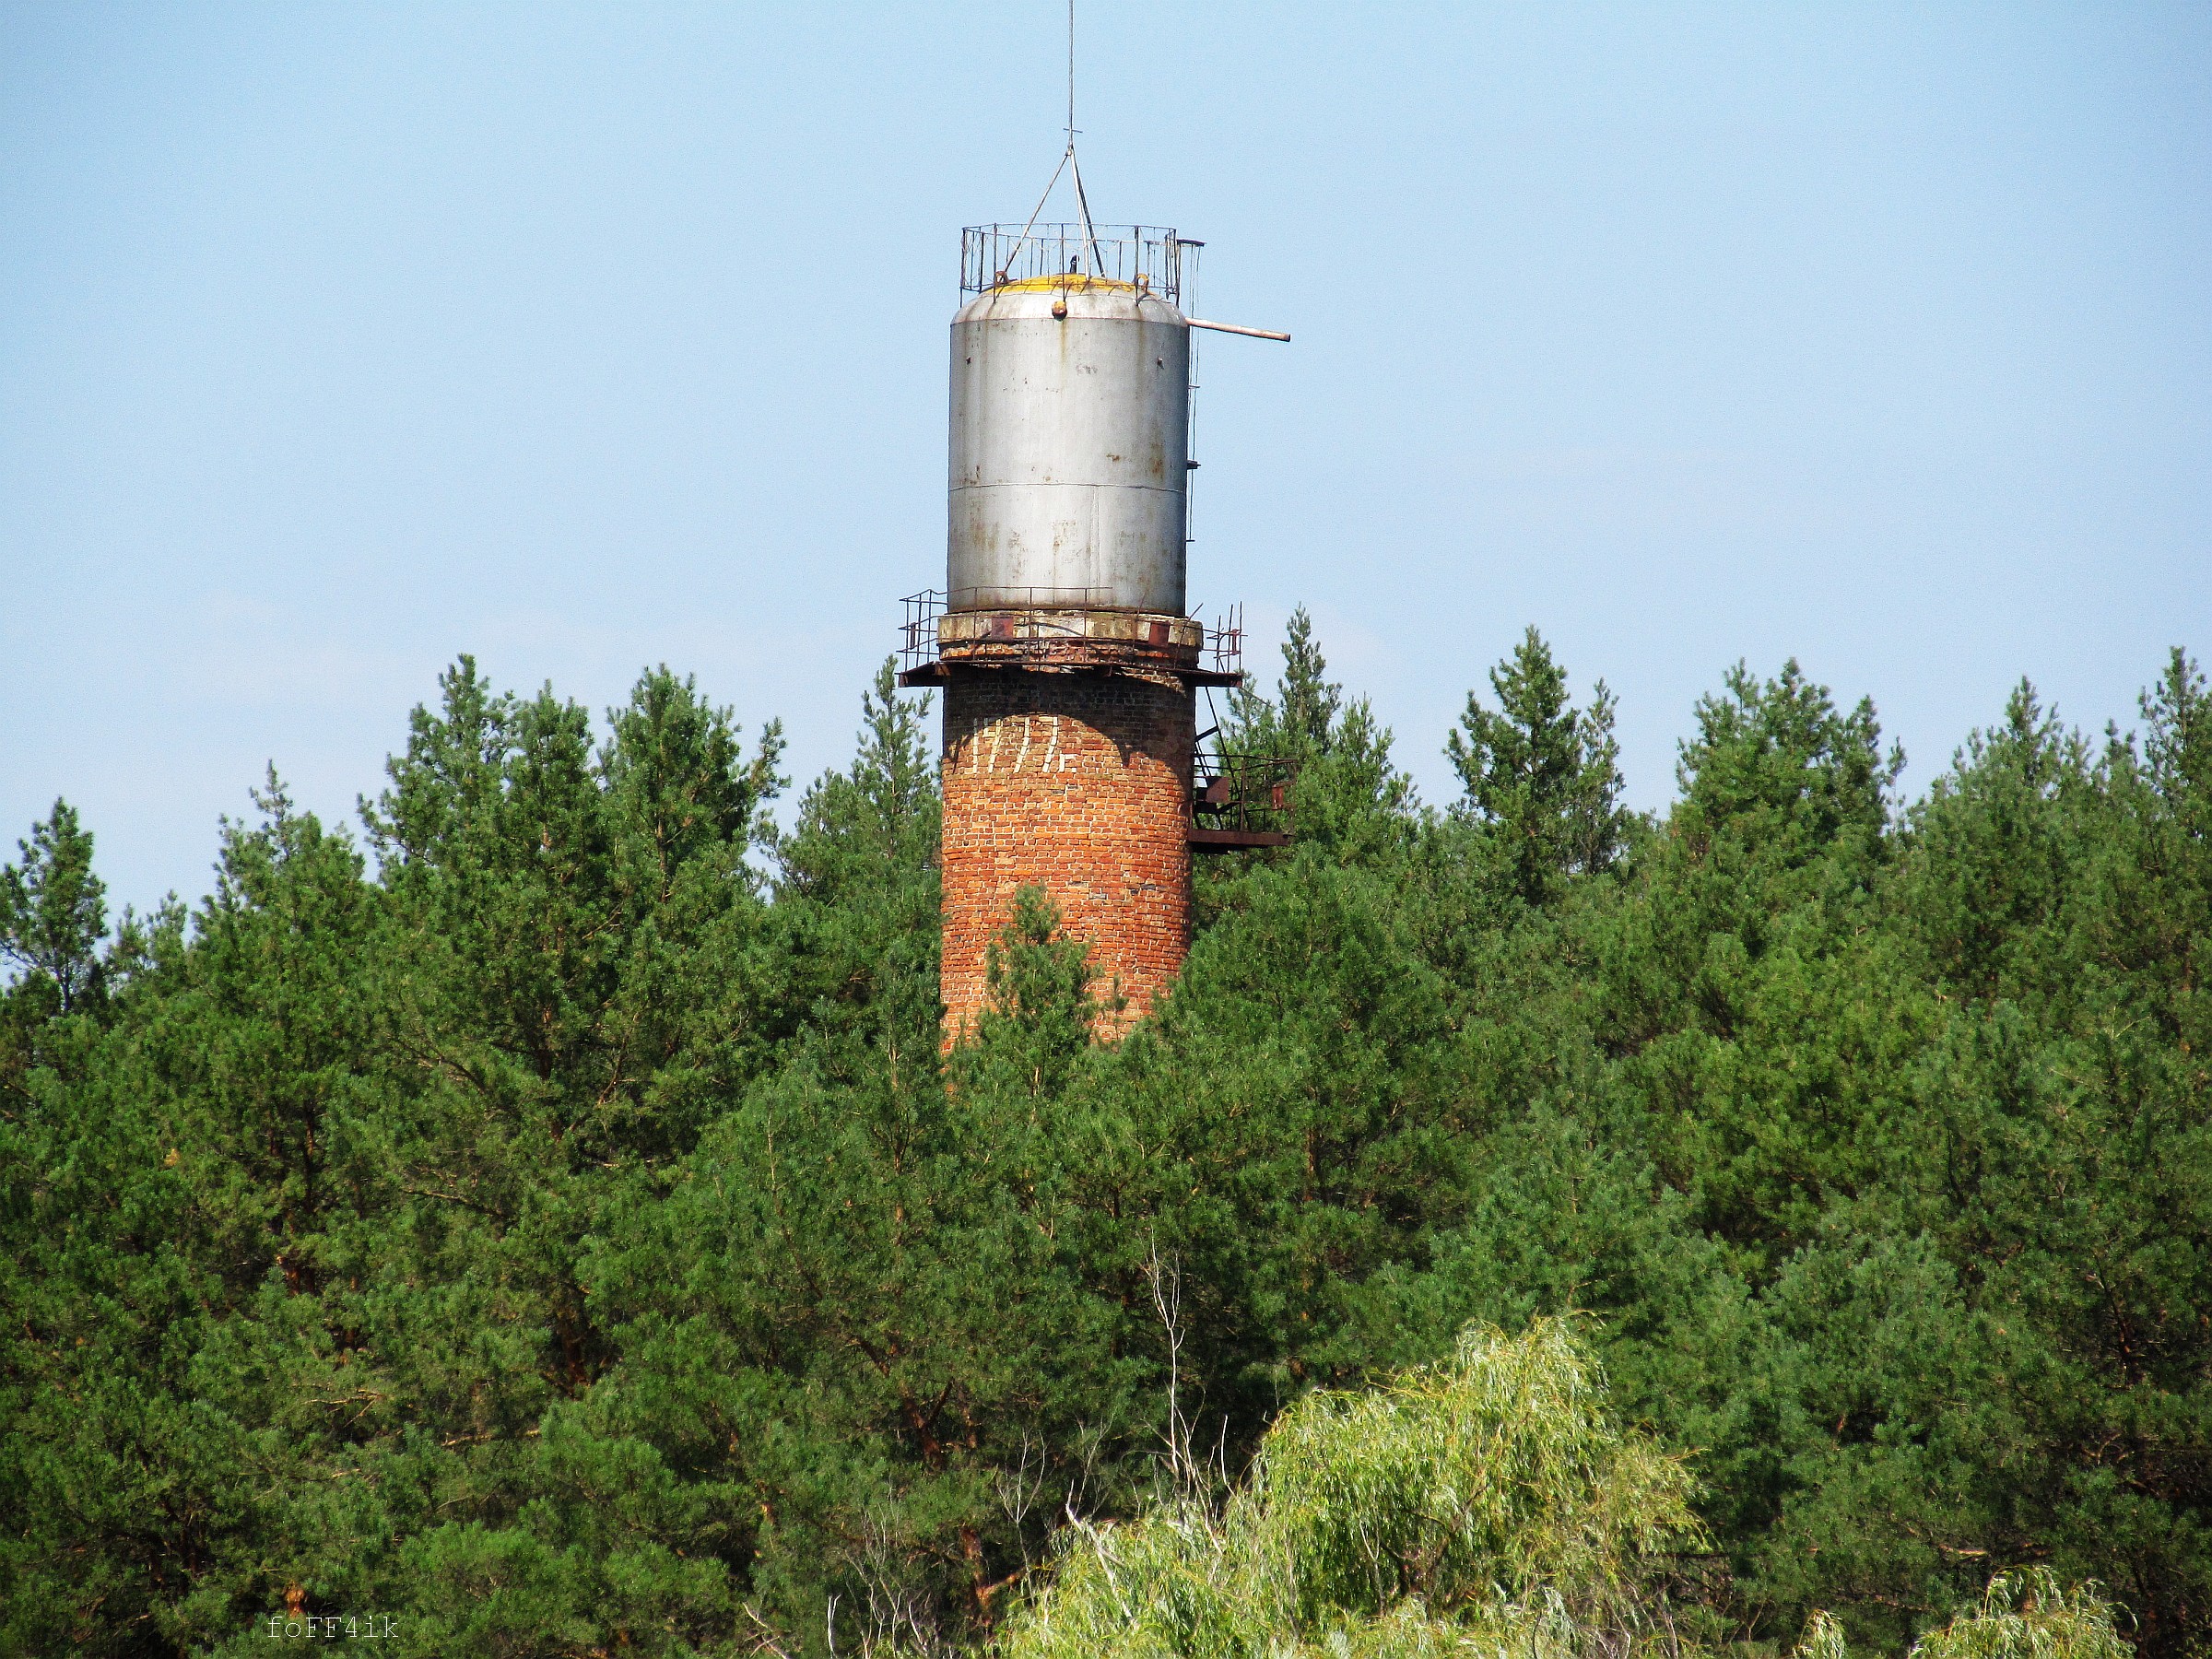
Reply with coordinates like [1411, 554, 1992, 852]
[941, 668, 1195, 1041]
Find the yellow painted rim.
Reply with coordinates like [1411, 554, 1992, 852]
[990, 274, 1143, 294]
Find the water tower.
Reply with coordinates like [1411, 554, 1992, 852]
[900, 222, 1288, 1040]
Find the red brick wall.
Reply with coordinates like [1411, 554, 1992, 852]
[941, 669, 1194, 1041]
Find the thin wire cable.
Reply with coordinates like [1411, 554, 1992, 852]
[1070, 150, 1103, 276]
[1009, 148, 1071, 263]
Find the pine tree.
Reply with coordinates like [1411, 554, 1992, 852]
[960, 885, 1104, 1097]
[1446, 627, 1630, 904]
[8, 638, 2212, 1659]
[0, 798, 108, 1013]
[1216, 606, 1414, 865]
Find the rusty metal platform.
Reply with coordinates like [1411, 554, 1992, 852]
[896, 593, 1245, 688]
[1189, 826, 1290, 850]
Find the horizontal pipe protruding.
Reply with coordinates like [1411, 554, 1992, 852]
[1184, 318, 1291, 341]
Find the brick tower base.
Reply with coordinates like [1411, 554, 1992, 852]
[940, 669, 1194, 1041]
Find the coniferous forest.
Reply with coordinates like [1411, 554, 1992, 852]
[3, 618, 2207, 1658]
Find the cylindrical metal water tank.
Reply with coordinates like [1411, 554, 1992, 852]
[948, 278, 1190, 615]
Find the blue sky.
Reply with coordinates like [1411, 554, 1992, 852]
[3, 3, 2207, 914]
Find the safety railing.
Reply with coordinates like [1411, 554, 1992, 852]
[1191, 751, 1296, 845]
[899, 590, 946, 678]
[901, 593, 1241, 676]
[961, 225, 1189, 302]
[1203, 604, 1244, 679]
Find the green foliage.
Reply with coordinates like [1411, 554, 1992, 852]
[1447, 628, 1632, 904]
[1218, 606, 1416, 865]
[993, 1319, 1700, 1659]
[3, 625, 2207, 1659]
[0, 797, 109, 1014]
[1794, 1575, 2133, 1659]
[967, 886, 1106, 1092]
[1908, 1572, 2134, 1659]
[769, 658, 941, 1051]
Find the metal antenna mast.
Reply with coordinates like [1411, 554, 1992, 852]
[1065, 0, 1102, 273]
[1010, 0, 1102, 276]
